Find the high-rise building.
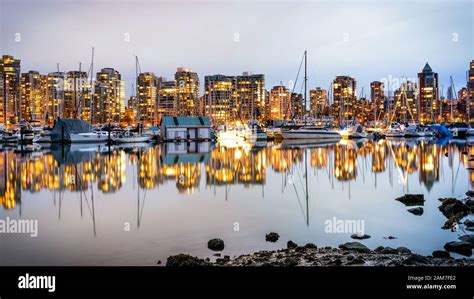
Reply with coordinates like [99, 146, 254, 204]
[63, 71, 89, 120]
[309, 87, 328, 119]
[370, 81, 385, 122]
[204, 75, 234, 125]
[393, 81, 418, 123]
[0, 55, 21, 125]
[92, 68, 125, 124]
[175, 67, 199, 116]
[20, 71, 47, 122]
[266, 85, 291, 120]
[331, 76, 356, 124]
[137, 72, 159, 125]
[45, 72, 65, 124]
[418, 62, 439, 123]
[233, 72, 265, 122]
[290, 93, 304, 118]
[157, 78, 177, 120]
[467, 60, 474, 122]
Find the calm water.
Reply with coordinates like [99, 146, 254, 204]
[1, 137, 473, 265]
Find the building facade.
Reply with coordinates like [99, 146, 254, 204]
[175, 67, 199, 116]
[204, 74, 234, 125]
[370, 81, 385, 122]
[0, 55, 21, 125]
[92, 68, 125, 124]
[309, 87, 328, 119]
[418, 63, 439, 123]
[233, 72, 265, 122]
[137, 72, 159, 125]
[267, 85, 291, 120]
[332, 76, 356, 125]
[20, 71, 47, 122]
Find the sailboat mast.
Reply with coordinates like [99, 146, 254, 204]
[304, 50, 307, 116]
[89, 47, 95, 125]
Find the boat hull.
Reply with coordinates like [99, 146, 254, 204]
[281, 129, 341, 140]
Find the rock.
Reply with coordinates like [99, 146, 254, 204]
[395, 194, 424, 206]
[432, 250, 450, 258]
[284, 257, 298, 266]
[381, 247, 398, 254]
[459, 235, 474, 246]
[350, 233, 371, 240]
[347, 257, 365, 265]
[207, 238, 225, 251]
[166, 254, 210, 266]
[464, 219, 474, 227]
[407, 207, 424, 216]
[444, 241, 473, 257]
[332, 258, 342, 266]
[374, 246, 385, 252]
[466, 201, 474, 213]
[265, 232, 279, 242]
[383, 236, 397, 240]
[304, 243, 317, 249]
[396, 247, 412, 254]
[213, 253, 221, 257]
[439, 199, 470, 218]
[403, 254, 428, 265]
[205, 257, 210, 262]
[338, 242, 370, 253]
[157, 260, 162, 265]
[287, 240, 298, 249]
[442, 216, 460, 230]
[295, 246, 305, 252]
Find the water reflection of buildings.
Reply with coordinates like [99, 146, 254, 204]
[206, 145, 266, 186]
[1, 139, 473, 211]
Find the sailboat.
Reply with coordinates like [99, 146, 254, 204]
[281, 51, 341, 141]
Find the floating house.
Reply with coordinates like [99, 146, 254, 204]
[160, 116, 212, 142]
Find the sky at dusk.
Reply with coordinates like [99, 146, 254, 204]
[1, 0, 473, 98]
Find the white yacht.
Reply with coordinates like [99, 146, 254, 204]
[384, 124, 406, 138]
[281, 125, 341, 140]
[69, 131, 112, 143]
[114, 130, 152, 143]
[340, 124, 367, 139]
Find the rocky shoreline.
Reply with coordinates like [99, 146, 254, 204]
[166, 241, 474, 267]
[166, 193, 474, 267]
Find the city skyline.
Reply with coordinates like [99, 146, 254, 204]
[1, 0, 473, 98]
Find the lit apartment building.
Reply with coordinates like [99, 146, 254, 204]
[204, 74, 234, 125]
[233, 72, 265, 122]
[370, 81, 385, 122]
[309, 87, 328, 119]
[44, 72, 65, 124]
[468, 60, 474, 122]
[175, 67, 199, 116]
[137, 72, 159, 125]
[0, 55, 21, 125]
[267, 85, 291, 120]
[393, 81, 418, 123]
[353, 97, 370, 124]
[418, 63, 439, 123]
[157, 78, 177, 120]
[20, 71, 47, 122]
[92, 68, 125, 124]
[63, 71, 89, 119]
[332, 76, 356, 124]
[290, 93, 304, 119]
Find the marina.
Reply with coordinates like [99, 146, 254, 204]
[0, 136, 473, 265]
